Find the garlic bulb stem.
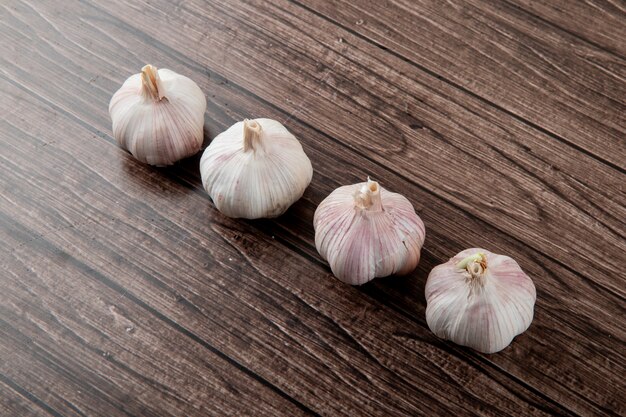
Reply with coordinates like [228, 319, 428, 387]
[354, 179, 383, 211]
[141, 64, 164, 101]
[243, 119, 263, 152]
[457, 252, 487, 286]
[457, 252, 486, 271]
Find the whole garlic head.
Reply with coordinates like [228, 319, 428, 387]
[314, 178, 425, 285]
[425, 249, 536, 353]
[109, 65, 206, 166]
[200, 118, 313, 219]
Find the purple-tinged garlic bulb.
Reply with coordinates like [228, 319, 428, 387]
[314, 178, 425, 285]
[425, 249, 536, 353]
[109, 65, 206, 166]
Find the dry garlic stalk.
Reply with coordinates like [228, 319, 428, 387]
[425, 249, 536, 353]
[200, 118, 313, 219]
[314, 178, 425, 285]
[109, 65, 206, 166]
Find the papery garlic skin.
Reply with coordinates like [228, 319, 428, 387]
[109, 65, 206, 166]
[314, 179, 425, 285]
[200, 118, 313, 219]
[425, 249, 536, 353]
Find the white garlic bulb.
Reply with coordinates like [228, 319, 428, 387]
[425, 249, 536, 353]
[109, 65, 206, 166]
[200, 118, 313, 219]
[314, 178, 425, 285]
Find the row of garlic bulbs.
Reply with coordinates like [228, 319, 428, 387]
[109, 65, 536, 354]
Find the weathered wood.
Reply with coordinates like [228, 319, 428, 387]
[0, 221, 312, 417]
[0, 376, 57, 417]
[2, 80, 571, 416]
[1, 0, 625, 415]
[57, 0, 624, 298]
[509, 0, 626, 57]
[2, 64, 624, 416]
[297, 0, 626, 168]
[4, 0, 625, 302]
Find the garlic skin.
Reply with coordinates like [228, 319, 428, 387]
[200, 118, 313, 219]
[109, 65, 206, 166]
[314, 179, 425, 285]
[425, 249, 536, 353]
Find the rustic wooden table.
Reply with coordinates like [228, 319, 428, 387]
[1, 1, 625, 416]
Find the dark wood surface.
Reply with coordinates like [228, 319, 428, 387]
[1, 0, 624, 415]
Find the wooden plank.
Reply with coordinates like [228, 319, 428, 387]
[295, 0, 626, 168]
[4, 0, 625, 339]
[2, 48, 624, 416]
[0, 267, 312, 417]
[15, 0, 622, 301]
[0, 376, 58, 417]
[0, 177, 312, 417]
[1, 0, 624, 415]
[1, 79, 573, 416]
[508, 0, 626, 57]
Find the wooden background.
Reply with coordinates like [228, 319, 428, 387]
[1, 0, 625, 415]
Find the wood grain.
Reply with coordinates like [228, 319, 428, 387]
[509, 0, 626, 57]
[0, 375, 58, 417]
[2, 80, 570, 416]
[0, 213, 312, 417]
[298, 0, 626, 168]
[74, 0, 625, 297]
[4, 0, 624, 298]
[1, 0, 625, 416]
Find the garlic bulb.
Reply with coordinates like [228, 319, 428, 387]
[314, 178, 425, 285]
[109, 65, 206, 166]
[425, 249, 536, 353]
[200, 118, 313, 219]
